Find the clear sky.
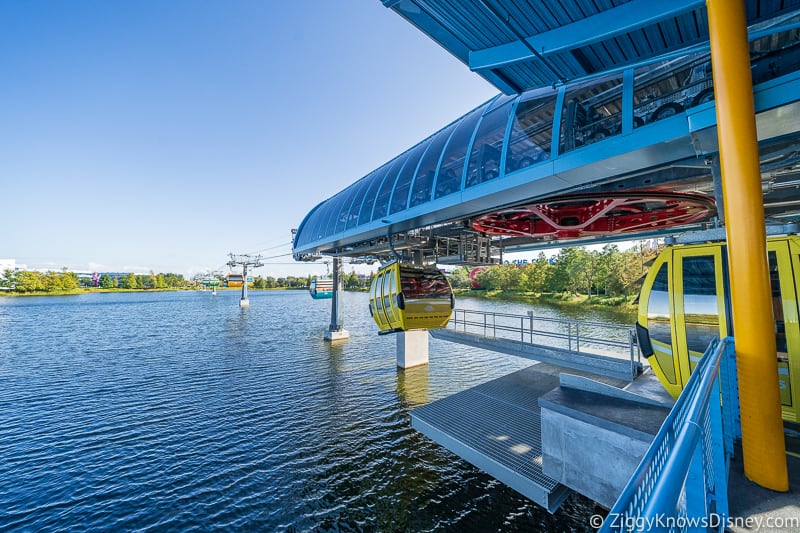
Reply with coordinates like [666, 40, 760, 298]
[0, 1, 499, 278]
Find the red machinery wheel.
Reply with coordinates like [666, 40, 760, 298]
[471, 191, 715, 240]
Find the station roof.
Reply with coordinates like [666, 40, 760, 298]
[292, 2, 800, 263]
[384, 0, 800, 94]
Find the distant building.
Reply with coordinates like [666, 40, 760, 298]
[0, 259, 15, 275]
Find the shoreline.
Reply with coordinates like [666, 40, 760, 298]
[0, 287, 309, 297]
[454, 288, 638, 311]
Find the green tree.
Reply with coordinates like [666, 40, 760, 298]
[0, 269, 17, 289]
[163, 273, 185, 288]
[121, 273, 139, 289]
[521, 253, 553, 293]
[475, 266, 502, 290]
[139, 275, 154, 289]
[344, 271, 360, 289]
[44, 271, 61, 291]
[447, 267, 471, 289]
[99, 273, 113, 288]
[59, 271, 79, 291]
[14, 271, 45, 292]
[499, 264, 523, 290]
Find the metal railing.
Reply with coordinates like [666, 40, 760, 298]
[599, 337, 740, 533]
[449, 308, 640, 362]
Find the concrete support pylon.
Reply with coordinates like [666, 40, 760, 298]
[324, 257, 349, 341]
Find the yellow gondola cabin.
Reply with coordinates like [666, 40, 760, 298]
[369, 263, 454, 333]
[636, 234, 800, 422]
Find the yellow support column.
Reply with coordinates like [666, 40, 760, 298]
[707, 0, 788, 490]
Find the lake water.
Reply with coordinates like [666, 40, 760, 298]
[0, 290, 634, 531]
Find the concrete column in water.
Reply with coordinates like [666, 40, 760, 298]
[396, 330, 428, 369]
[707, 0, 788, 490]
[324, 257, 349, 341]
[239, 263, 249, 307]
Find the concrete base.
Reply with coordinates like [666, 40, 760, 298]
[324, 328, 350, 342]
[539, 375, 671, 509]
[397, 330, 429, 368]
[239, 298, 249, 307]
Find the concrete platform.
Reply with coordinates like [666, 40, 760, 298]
[539, 375, 672, 508]
[728, 432, 800, 532]
[430, 328, 639, 382]
[410, 363, 629, 512]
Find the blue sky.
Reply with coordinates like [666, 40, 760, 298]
[0, 1, 499, 278]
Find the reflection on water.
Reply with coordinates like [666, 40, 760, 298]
[397, 366, 430, 409]
[0, 290, 616, 531]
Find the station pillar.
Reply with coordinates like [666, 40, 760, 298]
[397, 330, 429, 368]
[707, 0, 788, 490]
[239, 263, 250, 307]
[324, 257, 349, 341]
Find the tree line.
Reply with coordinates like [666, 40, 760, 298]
[250, 272, 372, 290]
[446, 243, 657, 297]
[1, 269, 190, 293]
[1, 244, 654, 296]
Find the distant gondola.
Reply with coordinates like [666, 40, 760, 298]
[368, 263, 454, 333]
[309, 277, 334, 299]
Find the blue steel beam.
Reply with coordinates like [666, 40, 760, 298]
[468, 0, 706, 73]
[384, 0, 520, 94]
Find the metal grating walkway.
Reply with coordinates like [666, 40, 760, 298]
[411, 364, 628, 512]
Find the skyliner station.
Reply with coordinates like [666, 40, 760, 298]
[292, 1, 800, 528]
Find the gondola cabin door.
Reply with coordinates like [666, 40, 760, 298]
[638, 236, 800, 422]
[770, 239, 800, 422]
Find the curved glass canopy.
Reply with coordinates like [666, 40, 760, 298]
[293, 25, 800, 254]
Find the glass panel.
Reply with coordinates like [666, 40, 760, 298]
[295, 211, 318, 247]
[400, 267, 451, 299]
[383, 269, 395, 323]
[682, 256, 719, 358]
[344, 177, 371, 230]
[769, 252, 793, 406]
[465, 99, 513, 188]
[389, 144, 427, 215]
[333, 185, 360, 234]
[486, 93, 516, 112]
[560, 73, 623, 153]
[769, 252, 787, 352]
[648, 261, 675, 384]
[323, 192, 348, 237]
[435, 103, 488, 199]
[648, 262, 672, 346]
[372, 154, 409, 221]
[307, 202, 335, 243]
[359, 161, 397, 226]
[633, 51, 712, 127]
[504, 94, 557, 174]
[751, 26, 800, 86]
[374, 273, 384, 313]
[409, 124, 456, 208]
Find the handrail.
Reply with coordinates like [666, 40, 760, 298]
[450, 308, 637, 353]
[599, 337, 737, 533]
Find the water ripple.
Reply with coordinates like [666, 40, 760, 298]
[0, 290, 628, 531]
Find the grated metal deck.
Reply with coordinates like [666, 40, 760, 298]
[411, 363, 627, 512]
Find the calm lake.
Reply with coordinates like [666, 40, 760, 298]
[0, 290, 634, 531]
